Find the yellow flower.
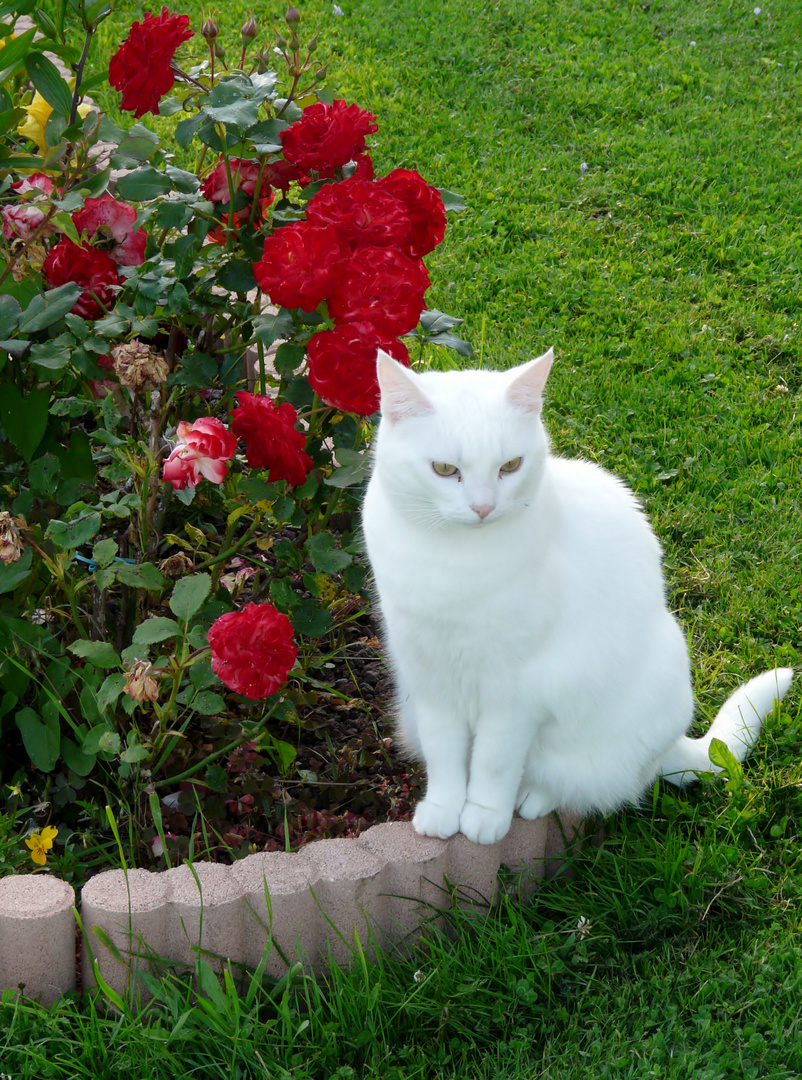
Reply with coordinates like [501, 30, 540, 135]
[18, 90, 91, 154]
[25, 825, 58, 866]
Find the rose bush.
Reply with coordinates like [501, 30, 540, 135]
[0, 1, 469, 874]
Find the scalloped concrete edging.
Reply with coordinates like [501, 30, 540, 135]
[0, 814, 582, 1005]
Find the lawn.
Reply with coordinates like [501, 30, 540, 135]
[2, 0, 801, 1076]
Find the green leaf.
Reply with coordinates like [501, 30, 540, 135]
[16, 706, 60, 772]
[17, 283, 82, 333]
[190, 690, 225, 716]
[169, 572, 212, 622]
[305, 532, 353, 574]
[96, 673, 127, 714]
[0, 294, 20, 337]
[29, 453, 60, 495]
[92, 538, 118, 569]
[325, 448, 371, 489]
[426, 331, 474, 357]
[154, 200, 194, 230]
[115, 562, 166, 591]
[175, 113, 203, 148]
[114, 166, 173, 202]
[438, 187, 467, 212]
[0, 547, 33, 593]
[419, 309, 465, 334]
[62, 735, 97, 777]
[708, 737, 744, 791]
[132, 617, 181, 646]
[82, 725, 121, 755]
[0, 27, 37, 84]
[68, 639, 121, 669]
[45, 511, 101, 550]
[274, 341, 306, 377]
[119, 743, 150, 763]
[0, 383, 49, 461]
[218, 259, 256, 293]
[25, 52, 73, 117]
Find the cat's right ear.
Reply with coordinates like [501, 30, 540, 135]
[376, 350, 434, 425]
[506, 347, 554, 414]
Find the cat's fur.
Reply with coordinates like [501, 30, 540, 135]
[361, 348, 793, 845]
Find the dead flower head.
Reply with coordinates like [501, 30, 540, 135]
[112, 340, 169, 389]
[158, 551, 195, 578]
[0, 511, 24, 564]
[123, 658, 160, 703]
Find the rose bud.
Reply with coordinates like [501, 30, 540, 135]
[241, 15, 258, 40]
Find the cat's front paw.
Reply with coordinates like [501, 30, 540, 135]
[516, 787, 555, 820]
[413, 798, 461, 839]
[459, 801, 513, 845]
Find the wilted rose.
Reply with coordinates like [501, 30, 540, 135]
[112, 340, 169, 388]
[123, 659, 160, 703]
[0, 512, 23, 564]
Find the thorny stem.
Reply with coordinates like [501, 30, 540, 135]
[152, 699, 283, 788]
[195, 513, 264, 574]
[69, 27, 94, 125]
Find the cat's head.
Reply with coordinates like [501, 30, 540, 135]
[372, 348, 553, 528]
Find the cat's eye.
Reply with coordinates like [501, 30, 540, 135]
[432, 461, 460, 478]
[499, 457, 523, 475]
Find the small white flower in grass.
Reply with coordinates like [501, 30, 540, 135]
[413, 969, 425, 984]
[754, 7, 761, 14]
[334, 3, 344, 14]
[575, 916, 592, 938]
[580, 162, 588, 176]
[690, 40, 697, 46]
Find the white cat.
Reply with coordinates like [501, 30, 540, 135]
[361, 348, 793, 845]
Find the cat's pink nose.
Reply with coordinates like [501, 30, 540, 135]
[471, 502, 494, 520]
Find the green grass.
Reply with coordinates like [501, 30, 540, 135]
[3, 0, 801, 1075]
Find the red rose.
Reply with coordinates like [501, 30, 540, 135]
[162, 417, 237, 490]
[253, 222, 349, 312]
[72, 194, 147, 266]
[307, 323, 410, 415]
[280, 99, 378, 173]
[317, 152, 375, 184]
[327, 246, 430, 336]
[208, 602, 297, 700]
[377, 169, 447, 258]
[42, 239, 121, 320]
[109, 8, 194, 119]
[202, 158, 268, 203]
[262, 160, 310, 191]
[229, 391, 313, 486]
[306, 178, 411, 250]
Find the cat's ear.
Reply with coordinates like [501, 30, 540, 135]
[376, 350, 434, 424]
[505, 347, 554, 413]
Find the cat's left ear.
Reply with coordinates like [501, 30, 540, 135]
[505, 347, 554, 413]
[376, 349, 434, 425]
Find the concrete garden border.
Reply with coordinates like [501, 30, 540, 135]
[0, 813, 582, 1006]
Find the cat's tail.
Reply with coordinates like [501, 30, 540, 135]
[657, 667, 794, 787]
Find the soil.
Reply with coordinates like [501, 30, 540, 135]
[154, 602, 423, 866]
